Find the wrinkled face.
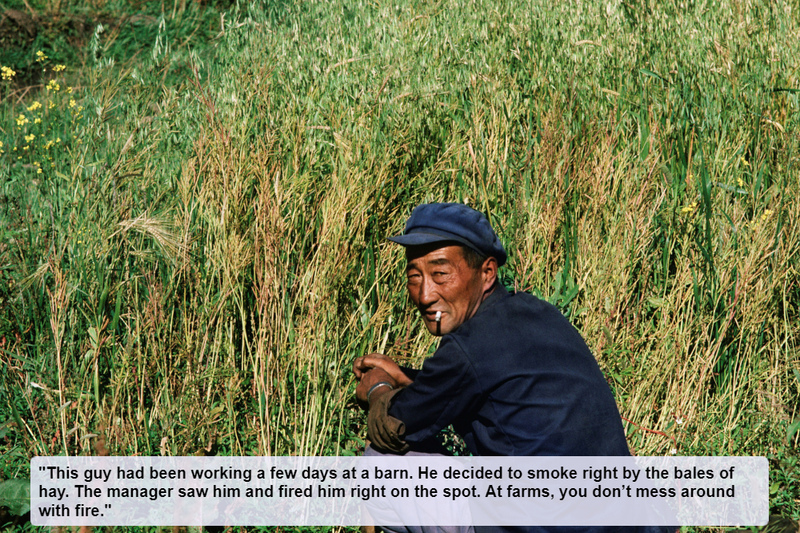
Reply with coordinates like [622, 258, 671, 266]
[405, 244, 495, 336]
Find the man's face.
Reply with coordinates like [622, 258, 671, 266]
[405, 244, 494, 336]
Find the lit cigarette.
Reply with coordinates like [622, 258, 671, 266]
[435, 311, 442, 322]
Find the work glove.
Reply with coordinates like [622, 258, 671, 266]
[367, 389, 410, 454]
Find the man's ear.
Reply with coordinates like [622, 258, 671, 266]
[481, 256, 498, 291]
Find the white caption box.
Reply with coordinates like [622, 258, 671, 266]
[31, 456, 767, 527]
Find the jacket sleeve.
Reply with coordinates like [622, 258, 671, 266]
[386, 336, 482, 443]
[398, 365, 420, 381]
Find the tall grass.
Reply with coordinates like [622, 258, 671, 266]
[1, 0, 798, 527]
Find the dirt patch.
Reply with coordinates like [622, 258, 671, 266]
[1, 8, 90, 88]
[0, 7, 154, 90]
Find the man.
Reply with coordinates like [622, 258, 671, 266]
[353, 203, 670, 532]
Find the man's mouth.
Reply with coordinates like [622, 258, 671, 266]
[425, 311, 443, 322]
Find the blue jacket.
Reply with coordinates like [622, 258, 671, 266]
[387, 284, 672, 533]
[389, 283, 630, 457]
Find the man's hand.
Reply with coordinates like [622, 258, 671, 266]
[352, 353, 414, 387]
[353, 356, 411, 453]
[355, 367, 397, 405]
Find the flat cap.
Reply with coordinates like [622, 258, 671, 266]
[388, 203, 507, 266]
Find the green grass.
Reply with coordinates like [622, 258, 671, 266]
[1, 0, 799, 530]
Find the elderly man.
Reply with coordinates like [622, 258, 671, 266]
[353, 203, 669, 532]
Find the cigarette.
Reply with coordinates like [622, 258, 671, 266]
[435, 311, 442, 323]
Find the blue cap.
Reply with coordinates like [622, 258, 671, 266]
[388, 203, 507, 266]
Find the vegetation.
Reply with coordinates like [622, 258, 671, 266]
[1, 0, 798, 531]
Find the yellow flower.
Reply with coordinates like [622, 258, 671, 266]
[25, 134, 35, 143]
[16, 114, 29, 126]
[681, 202, 698, 215]
[761, 209, 773, 222]
[44, 140, 55, 149]
[38, 167, 43, 174]
[740, 157, 749, 167]
[46, 80, 60, 92]
[48, 101, 56, 109]
[53, 64, 66, 72]
[36, 51, 48, 62]
[69, 99, 76, 108]
[1, 66, 16, 80]
[34, 117, 42, 124]
[67, 86, 74, 94]
[27, 101, 42, 112]
[737, 177, 744, 188]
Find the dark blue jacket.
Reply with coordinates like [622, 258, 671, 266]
[388, 284, 672, 533]
[389, 284, 630, 457]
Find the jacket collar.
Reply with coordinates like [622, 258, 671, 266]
[473, 281, 509, 319]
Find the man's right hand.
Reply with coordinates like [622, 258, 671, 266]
[355, 367, 396, 405]
[352, 353, 414, 387]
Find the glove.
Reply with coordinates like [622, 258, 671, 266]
[367, 389, 410, 454]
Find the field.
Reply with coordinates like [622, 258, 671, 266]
[1, 0, 798, 530]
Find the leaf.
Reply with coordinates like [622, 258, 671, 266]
[639, 68, 669, 84]
[788, 418, 800, 443]
[0, 479, 30, 516]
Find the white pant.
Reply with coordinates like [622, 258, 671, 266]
[363, 444, 475, 533]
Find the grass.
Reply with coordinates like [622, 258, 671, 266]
[1, 0, 799, 530]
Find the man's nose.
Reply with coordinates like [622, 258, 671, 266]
[417, 276, 438, 306]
